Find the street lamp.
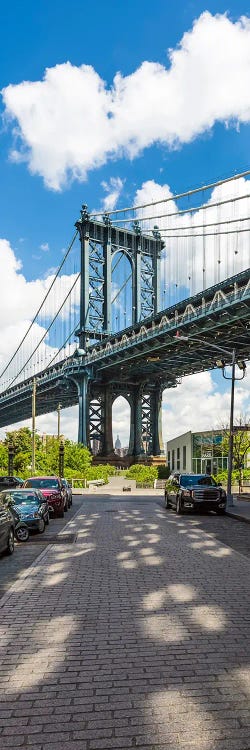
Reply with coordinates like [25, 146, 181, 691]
[31, 377, 36, 474]
[174, 333, 247, 507]
[57, 403, 61, 441]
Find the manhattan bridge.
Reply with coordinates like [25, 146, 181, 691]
[0, 171, 249, 463]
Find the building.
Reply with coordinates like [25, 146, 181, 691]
[91, 438, 101, 455]
[115, 435, 121, 453]
[166, 430, 229, 475]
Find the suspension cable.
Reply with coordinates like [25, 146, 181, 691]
[43, 320, 80, 372]
[161, 227, 250, 239]
[110, 193, 250, 226]
[111, 274, 132, 305]
[89, 169, 250, 218]
[152, 215, 250, 233]
[8, 273, 80, 389]
[0, 230, 78, 380]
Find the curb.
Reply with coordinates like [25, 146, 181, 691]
[226, 510, 250, 525]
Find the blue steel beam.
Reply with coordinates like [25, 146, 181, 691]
[0, 270, 249, 429]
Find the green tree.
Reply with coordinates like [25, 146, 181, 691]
[221, 417, 250, 471]
[64, 441, 92, 476]
[0, 442, 8, 473]
[5, 427, 42, 453]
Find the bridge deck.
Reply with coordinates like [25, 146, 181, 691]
[0, 270, 249, 427]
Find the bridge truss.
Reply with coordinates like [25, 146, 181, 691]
[0, 170, 250, 461]
[0, 268, 249, 460]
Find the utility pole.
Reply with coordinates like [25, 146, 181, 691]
[31, 377, 36, 474]
[226, 349, 236, 506]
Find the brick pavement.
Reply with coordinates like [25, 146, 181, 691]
[0, 497, 249, 750]
[0, 496, 83, 599]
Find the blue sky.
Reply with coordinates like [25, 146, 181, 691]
[0, 0, 249, 443]
[1, 0, 250, 280]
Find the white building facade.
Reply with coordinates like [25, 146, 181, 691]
[167, 430, 229, 475]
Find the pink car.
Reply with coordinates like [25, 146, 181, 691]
[24, 476, 66, 518]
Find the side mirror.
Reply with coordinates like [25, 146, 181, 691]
[217, 482, 222, 487]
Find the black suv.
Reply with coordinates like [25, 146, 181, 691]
[165, 473, 227, 515]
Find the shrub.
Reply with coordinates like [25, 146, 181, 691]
[125, 464, 158, 485]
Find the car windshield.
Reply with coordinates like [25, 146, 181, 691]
[6, 493, 39, 505]
[180, 475, 217, 487]
[26, 479, 59, 489]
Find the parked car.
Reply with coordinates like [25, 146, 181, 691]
[61, 479, 72, 509]
[0, 499, 15, 555]
[24, 477, 65, 518]
[0, 476, 24, 491]
[4, 504, 30, 542]
[164, 473, 227, 515]
[0, 489, 49, 533]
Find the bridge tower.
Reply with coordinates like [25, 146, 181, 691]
[74, 206, 165, 463]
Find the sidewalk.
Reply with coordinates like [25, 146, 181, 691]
[227, 495, 250, 524]
[0, 496, 249, 750]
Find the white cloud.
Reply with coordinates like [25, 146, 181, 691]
[40, 242, 49, 252]
[134, 176, 250, 296]
[162, 371, 250, 445]
[112, 396, 130, 447]
[101, 177, 124, 212]
[0, 239, 80, 388]
[0, 240, 79, 333]
[4, 405, 80, 443]
[2, 12, 250, 189]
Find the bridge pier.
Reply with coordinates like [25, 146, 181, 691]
[128, 387, 143, 457]
[85, 381, 164, 464]
[150, 386, 164, 456]
[100, 385, 114, 456]
[77, 374, 89, 446]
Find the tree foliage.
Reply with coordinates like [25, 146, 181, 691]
[125, 463, 158, 485]
[221, 416, 250, 471]
[0, 428, 116, 483]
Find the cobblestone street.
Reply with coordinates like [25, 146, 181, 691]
[0, 495, 249, 750]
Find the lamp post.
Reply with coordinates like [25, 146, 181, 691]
[174, 334, 247, 507]
[57, 403, 61, 441]
[31, 377, 36, 474]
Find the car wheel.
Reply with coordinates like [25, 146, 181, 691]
[15, 525, 29, 542]
[216, 508, 226, 515]
[64, 502, 68, 512]
[38, 518, 45, 534]
[165, 495, 171, 509]
[6, 528, 14, 555]
[176, 497, 183, 515]
[45, 514, 49, 525]
[58, 509, 64, 518]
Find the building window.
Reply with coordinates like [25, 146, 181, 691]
[183, 445, 186, 470]
[177, 447, 180, 470]
[171, 449, 175, 471]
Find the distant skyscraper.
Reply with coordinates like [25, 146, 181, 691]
[115, 434, 121, 451]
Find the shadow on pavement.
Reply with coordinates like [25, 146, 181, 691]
[0, 494, 249, 749]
